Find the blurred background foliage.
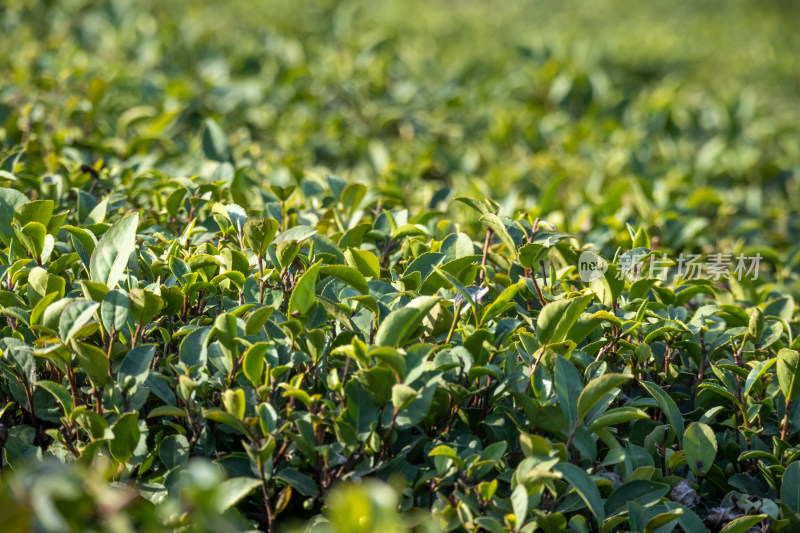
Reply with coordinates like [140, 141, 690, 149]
[2, 0, 799, 252]
[1, 1, 800, 527]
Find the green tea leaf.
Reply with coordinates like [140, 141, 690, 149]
[554, 356, 582, 426]
[243, 342, 269, 387]
[641, 380, 685, 446]
[275, 469, 319, 497]
[180, 326, 212, 370]
[244, 218, 280, 255]
[718, 515, 768, 533]
[215, 478, 262, 511]
[684, 422, 717, 476]
[577, 373, 632, 423]
[782, 461, 800, 513]
[101, 289, 133, 334]
[36, 381, 73, 416]
[0, 188, 28, 245]
[59, 300, 100, 343]
[288, 261, 322, 316]
[536, 294, 593, 345]
[479, 213, 517, 259]
[119, 345, 156, 391]
[202, 118, 233, 163]
[374, 296, 439, 348]
[72, 341, 109, 387]
[344, 248, 380, 279]
[109, 412, 140, 464]
[778, 349, 800, 401]
[222, 388, 247, 420]
[319, 264, 369, 294]
[89, 212, 138, 288]
[553, 462, 605, 524]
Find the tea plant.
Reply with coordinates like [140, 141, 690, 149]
[0, 170, 798, 532]
[1, 1, 800, 532]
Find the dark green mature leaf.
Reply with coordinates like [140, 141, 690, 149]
[119, 345, 156, 390]
[180, 326, 212, 369]
[552, 462, 605, 524]
[663, 502, 706, 533]
[319, 264, 369, 294]
[3, 339, 35, 378]
[276, 469, 319, 497]
[130, 288, 162, 325]
[604, 480, 669, 516]
[554, 356, 582, 426]
[355, 367, 395, 406]
[577, 373, 631, 423]
[318, 296, 358, 332]
[101, 289, 133, 334]
[72, 341, 109, 386]
[778, 349, 800, 401]
[215, 478, 262, 511]
[641, 381, 685, 446]
[89, 212, 138, 288]
[519, 243, 546, 269]
[404, 252, 445, 284]
[59, 300, 100, 343]
[345, 248, 380, 279]
[699, 382, 742, 408]
[214, 313, 240, 360]
[441, 233, 475, 261]
[3, 431, 42, 469]
[0, 188, 27, 245]
[782, 462, 800, 515]
[374, 296, 439, 347]
[202, 118, 233, 163]
[257, 403, 278, 434]
[159, 434, 190, 469]
[765, 297, 795, 323]
[36, 381, 73, 416]
[433, 266, 481, 316]
[275, 225, 317, 244]
[109, 413, 140, 464]
[743, 357, 776, 397]
[684, 422, 717, 475]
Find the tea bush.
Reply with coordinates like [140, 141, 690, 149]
[1, 1, 799, 532]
